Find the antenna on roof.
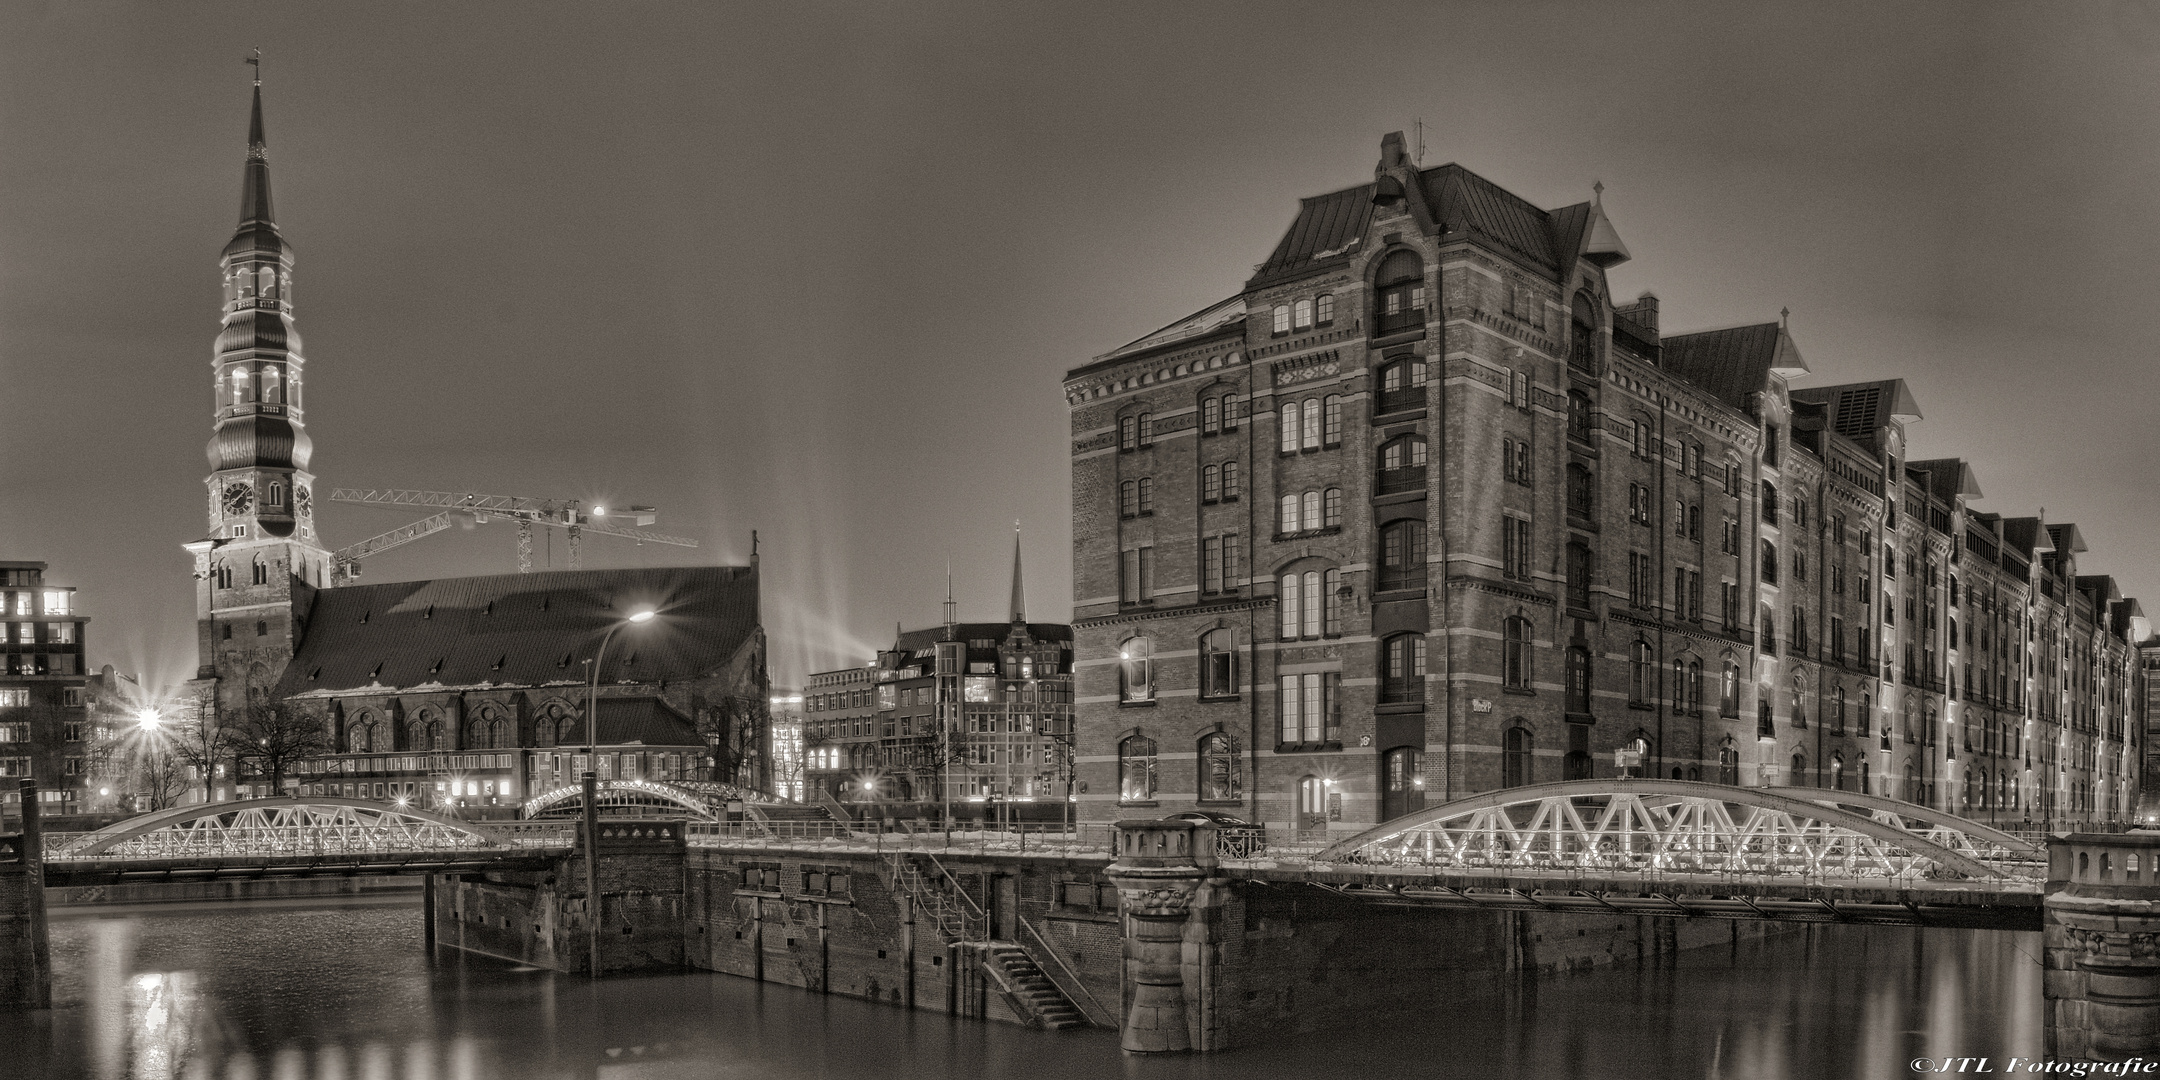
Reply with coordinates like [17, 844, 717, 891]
[1414, 117, 1426, 166]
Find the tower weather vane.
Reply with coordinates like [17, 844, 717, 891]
[246, 48, 261, 85]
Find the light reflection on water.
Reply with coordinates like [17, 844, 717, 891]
[1, 900, 2044, 1080]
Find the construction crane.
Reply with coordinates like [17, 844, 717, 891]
[326, 487, 698, 581]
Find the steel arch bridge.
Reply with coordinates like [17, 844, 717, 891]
[1312, 780, 2041, 882]
[49, 797, 515, 861]
[520, 778, 777, 820]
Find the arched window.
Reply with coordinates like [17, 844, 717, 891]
[1294, 298, 1313, 330]
[1323, 488, 1343, 528]
[1566, 462, 1593, 517]
[1688, 660, 1704, 715]
[1831, 753, 1846, 790]
[1322, 395, 1343, 446]
[1381, 634, 1426, 704]
[1789, 673, 1807, 729]
[1860, 759, 1871, 796]
[1378, 519, 1427, 592]
[1119, 637, 1154, 703]
[1316, 294, 1335, 326]
[1630, 640, 1653, 705]
[1279, 403, 1300, 453]
[1567, 390, 1592, 441]
[1382, 747, 1424, 820]
[1833, 685, 1847, 734]
[1565, 646, 1590, 713]
[1376, 357, 1428, 413]
[1322, 568, 1344, 635]
[1272, 305, 1290, 336]
[1119, 735, 1157, 802]
[1963, 768, 1974, 809]
[1201, 629, 1239, 699]
[1202, 465, 1221, 503]
[1119, 481, 1138, 518]
[1718, 738, 1739, 786]
[1201, 395, 1221, 435]
[1375, 250, 1425, 334]
[1790, 752, 1807, 786]
[1380, 436, 1428, 470]
[1221, 461, 1239, 500]
[1301, 398, 1321, 449]
[250, 559, 267, 586]
[1791, 608, 1807, 652]
[230, 368, 250, 406]
[1219, 395, 1240, 432]
[261, 365, 282, 404]
[1503, 726, 1533, 788]
[1569, 292, 1599, 372]
[1758, 698, 1776, 739]
[1721, 659, 1739, 717]
[215, 562, 233, 589]
[1198, 733, 1239, 801]
[1279, 494, 1299, 534]
[346, 720, 372, 753]
[1302, 490, 1321, 529]
[1564, 749, 1593, 781]
[1118, 416, 1137, 452]
[1503, 617, 1531, 688]
[1761, 541, 1779, 585]
[1280, 572, 1301, 639]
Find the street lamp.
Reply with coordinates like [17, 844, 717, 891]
[135, 709, 162, 732]
[581, 606, 655, 980]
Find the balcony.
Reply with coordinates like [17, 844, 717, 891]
[1375, 466, 1427, 496]
[1375, 307, 1425, 337]
[1379, 678, 1425, 705]
[1375, 388, 1425, 415]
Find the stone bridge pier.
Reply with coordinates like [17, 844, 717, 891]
[2046, 831, 2160, 1060]
[1106, 819, 1229, 1054]
[1, 779, 50, 1011]
[434, 818, 690, 976]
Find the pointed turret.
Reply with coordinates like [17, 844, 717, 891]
[1008, 525, 1026, 624]
[227, 61, 287, 263]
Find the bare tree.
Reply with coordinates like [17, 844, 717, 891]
[701, 694, 770, 792]
[227, 697, 332, 795]
[167, 686, 229, 804]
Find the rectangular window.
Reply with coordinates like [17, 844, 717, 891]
[1511, 370, 1529, 410]
[1322, 396, 1342, 447]
[1280, 406, 1299, 454]
[1120, 547, 1155, 604]
[1278, 672, 1341, 745]
[1503, 516, 1532, 580]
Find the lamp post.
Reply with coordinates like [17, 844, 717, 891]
[583, 607, 655, 979]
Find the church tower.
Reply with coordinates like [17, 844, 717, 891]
[184, 63, 333, 726]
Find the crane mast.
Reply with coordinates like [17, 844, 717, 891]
[326, 487, 697, 580]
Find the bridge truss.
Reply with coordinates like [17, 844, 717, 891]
[51, 798, 510, 860]
[520, 778, 780, 821]
[1312, 780, 2040, 883]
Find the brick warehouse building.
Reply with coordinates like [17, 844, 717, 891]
[1064, 132, 2141, 838]
[173, 74, 770, 808]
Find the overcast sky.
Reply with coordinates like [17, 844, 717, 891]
[6, 1, 2160, 692]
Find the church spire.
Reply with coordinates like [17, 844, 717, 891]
[1008, 523, 1026, 624]
[239, 50, 276, 230]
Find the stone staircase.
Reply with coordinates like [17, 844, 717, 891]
[755, 803, 838, 824]
[983, 942, 1087, 1030]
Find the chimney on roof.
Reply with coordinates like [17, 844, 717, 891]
[1373, 132, 1410, 206]
[1631, 292, 1658, 334]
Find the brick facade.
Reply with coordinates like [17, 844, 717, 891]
[1065, 133, 2142, 836]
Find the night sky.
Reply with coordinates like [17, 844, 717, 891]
[6, 2, 2160, 694]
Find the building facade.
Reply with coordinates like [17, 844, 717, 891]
[803, 536, 1075, 816]
[171, 78, 770, 813]
[1064, 133, 2142, 838]
[0, 562, 89, 822]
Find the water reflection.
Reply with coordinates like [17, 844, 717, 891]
[1, 901, 2045, 1080]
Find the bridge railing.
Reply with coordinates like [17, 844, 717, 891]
[685, 820, 1114, 857]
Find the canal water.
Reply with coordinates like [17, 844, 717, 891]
[2, 898, 2044, 1080]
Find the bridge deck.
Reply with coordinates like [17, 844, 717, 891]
[42, 849, 570, 888]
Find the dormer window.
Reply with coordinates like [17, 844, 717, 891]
[1374, 250, 1425, 336]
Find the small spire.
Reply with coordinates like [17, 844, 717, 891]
[1781, 306, 1791, 330]
[943, 560, 957, 628]
[237, 53, 275, 227]
[1008, 523, 1026, 624]
[1592, 179, 1604, 207]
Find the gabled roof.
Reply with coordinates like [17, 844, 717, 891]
[1907, 458, 1984, 503]
[590, 696, 702, 746]
[1791, 381, 1922, 445]
[881, 622, 1074, 675]
[1086, 294, 1247, 368]
[1660, 323, 1790, 411]
[2048, 523, 2089, 555]
[1244, 159, 1624, 291]
[277, 565, 759, 698]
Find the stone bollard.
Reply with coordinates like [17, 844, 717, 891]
[1107, 819, 1224, 1054]
[2044, 831, 2160, 1061]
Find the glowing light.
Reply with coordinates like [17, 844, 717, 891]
[135, 709, 162, 730]
[627, 609, 656, 624]
[594, 505, 608, 516]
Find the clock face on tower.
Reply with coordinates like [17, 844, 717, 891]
[221, 482, 256, 516]
[294, 485, 312, 516]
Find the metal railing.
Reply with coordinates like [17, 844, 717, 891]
[1016, 911, 1114, 1027]
[684, 819, 1113, 857]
